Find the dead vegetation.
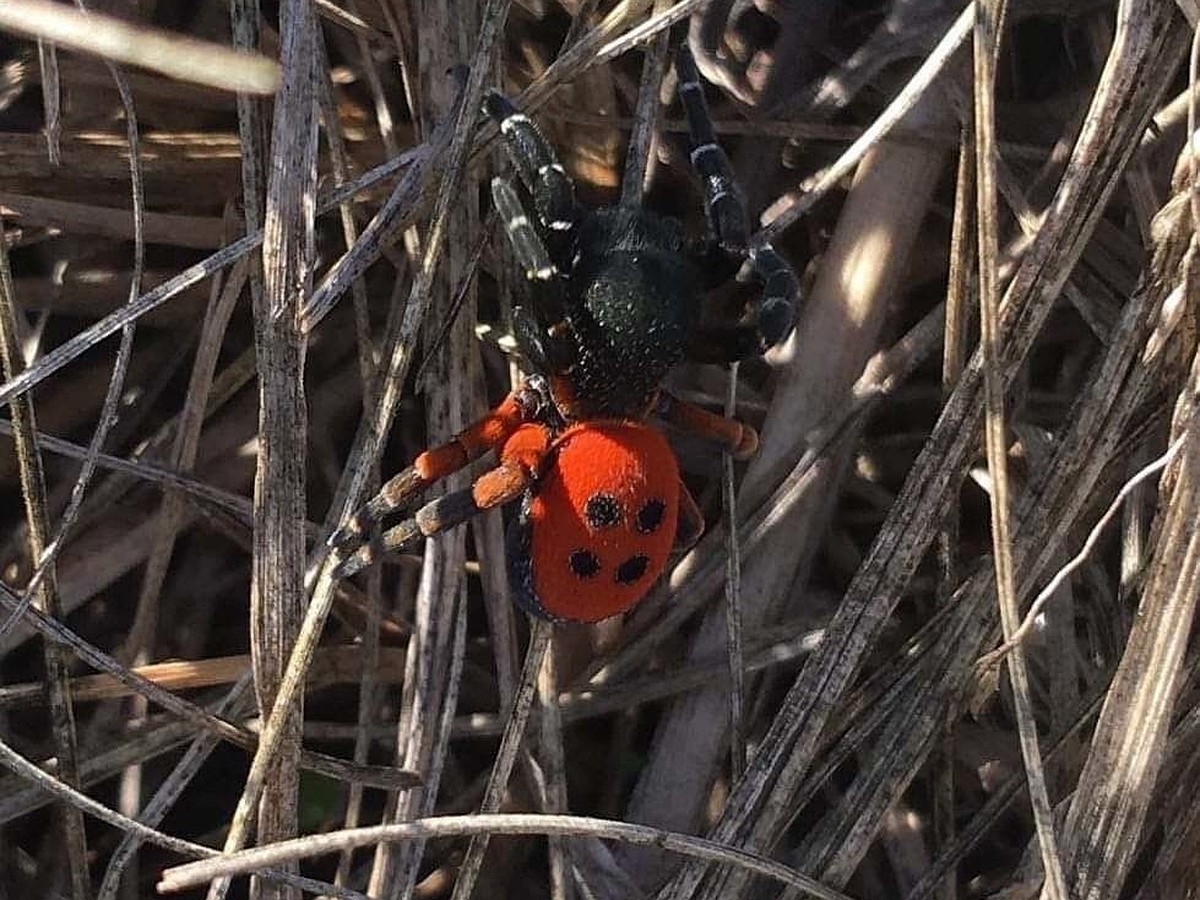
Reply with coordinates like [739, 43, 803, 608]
[0, 1, 1198, 899]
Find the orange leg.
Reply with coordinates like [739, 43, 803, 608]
[656, 390, 759, 459]
[413, 391, 530, 481]
[332, 423, 553, 580]
[331, 390, 532, 551]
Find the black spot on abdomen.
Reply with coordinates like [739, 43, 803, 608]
[636, 498, 666, 534]
[569, 549, 601, 579]
[615, 554, 650, 584]
[585, 493, 622, 529]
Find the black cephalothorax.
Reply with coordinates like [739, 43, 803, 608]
[486, 45, 801, 420]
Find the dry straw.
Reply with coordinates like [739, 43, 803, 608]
[0, 1, 1198, 899]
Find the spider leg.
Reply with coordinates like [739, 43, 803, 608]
[746, 243, 801, 347]
[333, 422, 552, 580]
[491, 176, 559, 283]
[682, 249, 802, 365]
[685, 242, 800, 360]
[333, 463, 532, 580]
[484, 91, 576, 234]
[491, 177, 577, 373]
[512, 305, 576, 374]
[656, 390, 759, 460]
[676, 46, 802, 361]
[676, 44, 749, 253]
[330, 386, 542, 559]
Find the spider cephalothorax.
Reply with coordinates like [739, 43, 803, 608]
[549, 206, 698, 418]
[331, 47, 802, 623]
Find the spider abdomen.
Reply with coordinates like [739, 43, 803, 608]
[507, 421, 680, 622]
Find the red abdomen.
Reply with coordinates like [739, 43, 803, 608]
[511, 421, 679, 622]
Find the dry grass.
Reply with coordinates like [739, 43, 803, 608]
[0, 1, 1198, 899]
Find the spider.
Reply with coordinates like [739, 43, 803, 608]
[331, 46, 801, 623]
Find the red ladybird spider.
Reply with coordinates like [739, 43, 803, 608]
[330, 47, 801, 623]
